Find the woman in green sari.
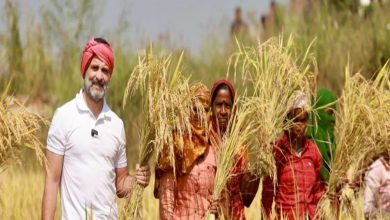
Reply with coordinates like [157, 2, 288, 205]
[306, 88, 337, 182]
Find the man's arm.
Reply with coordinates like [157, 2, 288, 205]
[42, 150, 64, 220]
[116, 167, 136, 198]
[115, 165, 150, 198]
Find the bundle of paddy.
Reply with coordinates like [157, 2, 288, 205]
[121, 50, 208, 219]
[209, 97, 257, 219]
[0, 82, 47, 171]
[317, 64, 390, 220]
[228, 36, 317, 180]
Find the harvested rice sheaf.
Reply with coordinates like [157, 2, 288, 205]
[229, 36, 317, 179]
[121, 50, 208, 219]
[0, 82, 47, 171]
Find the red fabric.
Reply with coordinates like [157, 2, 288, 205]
[80, 38, 114, 78]
[262, 133, 325, 220]
[223, 150, 248, 220]
[210, 79, 236, 102]
[262, 176, 275, 218]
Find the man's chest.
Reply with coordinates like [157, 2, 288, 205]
[64, 116, 121, 162]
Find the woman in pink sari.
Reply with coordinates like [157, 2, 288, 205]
[154, 83, 216, 220]
[154, 80, 258, 220]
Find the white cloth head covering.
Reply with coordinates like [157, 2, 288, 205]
[288, 90, 310, 112]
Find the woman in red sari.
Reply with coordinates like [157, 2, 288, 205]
[209, 80, 259, 220]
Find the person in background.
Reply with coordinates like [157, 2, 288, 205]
[267, 1, 284, 35]
[260, 14, 268, 41]
[230, 7, 249, 39]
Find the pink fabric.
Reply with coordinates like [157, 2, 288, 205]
[80, 38, 114, 78]
[158, 145, 216, 220]
[220, 151, 248, 220]
[262, 133, 325, 220]
[364, 157, 390, 218]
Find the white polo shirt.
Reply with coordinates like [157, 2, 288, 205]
[47, 89, 127, 220]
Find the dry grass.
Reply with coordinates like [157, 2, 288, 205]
[317, 63, 390, 219]
[0, 81, 47, 171]
[0, 166, 58, 219]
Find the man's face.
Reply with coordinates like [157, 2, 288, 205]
[212, 89, 233, 134]
[84, 57, 111, 102]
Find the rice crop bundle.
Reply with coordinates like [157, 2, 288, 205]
[121, 49, 207, 219]
[0, 82, 47, 171]
[317, 64, 390, 220]
[228, 36, 317, 179]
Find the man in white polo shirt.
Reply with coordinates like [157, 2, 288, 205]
[41, 38, 150, 220]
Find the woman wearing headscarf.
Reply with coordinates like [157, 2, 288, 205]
[154, 83, 215, 220]
[209, 80, 259, 220]
[154, 80, 258, 220]
[261, 91, 325, 220]
[306, 88, 337, 182]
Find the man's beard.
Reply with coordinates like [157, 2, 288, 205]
[84, 76, 107, 102]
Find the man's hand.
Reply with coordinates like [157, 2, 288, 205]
[135, 164, 150, 187]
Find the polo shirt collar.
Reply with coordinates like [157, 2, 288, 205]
[75, 89, 112, 120]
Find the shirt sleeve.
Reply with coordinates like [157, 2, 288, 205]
[115, 125, 128, 168]
[364, 160, 383, 218]
[46, 109, 67, 155]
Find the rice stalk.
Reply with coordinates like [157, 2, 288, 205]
[317, 63, 390, 219]
[119, 121, 154, 220]
[121, 49, 207, 219]
[208, 96, 258, 219]
[0, 81, 47, 171]
[228, 35, 317, 179]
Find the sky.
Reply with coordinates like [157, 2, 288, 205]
[1, 0, 289, 56]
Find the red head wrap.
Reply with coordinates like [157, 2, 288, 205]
[210, 79, 236, 104]
[80, 38, 114, 78]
